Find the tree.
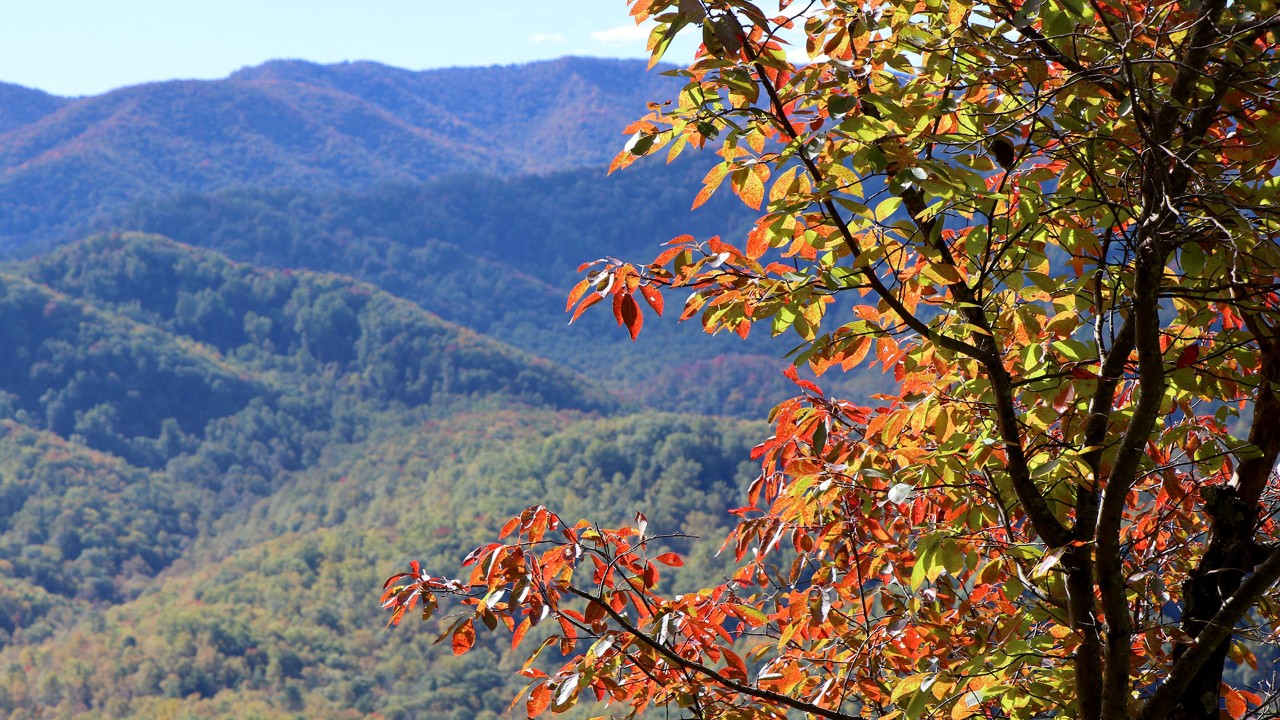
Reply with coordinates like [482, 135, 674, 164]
[382, 1, 1280, 718]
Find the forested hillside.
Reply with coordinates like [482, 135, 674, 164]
[0, 233, 606, 612]
[103, 162, 885, 417]
[0, 83, 65, 135]
[0, 233, 765, 717]
[0, 410, 760, 719]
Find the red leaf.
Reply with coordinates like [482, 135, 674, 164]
[612, 289, 627, 325]
[527, 683, 552, 717]
[1225, 688, 1247, 720]
[620, 294, 643, 341]
[382, 572, 412, 589]
[784, 365, 824, 396]
[1069, 365, 1096, 379]
[1176, 344, 1200, 369]
[1052, 384, 1075, 414]
[722, 648, 748, 679]
[654, 552, 684, 567]
[643, 562, 659, 587]
[639, 285, 664, 316]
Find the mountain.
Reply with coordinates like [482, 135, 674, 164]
[0, 57, 884, 420]
[0, 58, 682, 246]
[0, 232, 615, 607]
[99, 163, 888, 419]
[0, 57, 890, 718]
[0, 82, 67, 134]
[0, 234, 760, 718]
[101, 161, 761, 389]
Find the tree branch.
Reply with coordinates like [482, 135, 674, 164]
[1138, 546, 1280, 720]
[563, 584, 857, 720]
[750, 55, 1074, 550]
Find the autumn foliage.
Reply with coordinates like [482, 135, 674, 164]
[384, 0, 1280, 718]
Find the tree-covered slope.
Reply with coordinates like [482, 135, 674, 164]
[0, 409, 761, 720]
[0, 234, 615, 627]
[103, 164, 887, 418]
[0, 58, 680, 246]
[0, 231, 772, 719]
[0, 82, 66, 135]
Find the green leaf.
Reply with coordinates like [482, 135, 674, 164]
[875, 196, 904, 222]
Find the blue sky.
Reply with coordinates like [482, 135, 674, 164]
[1, 0, 696, 97]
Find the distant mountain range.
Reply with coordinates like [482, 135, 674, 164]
[0, 57, 877, 417]
[0, 58, 681, 245]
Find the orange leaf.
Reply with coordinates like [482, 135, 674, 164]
[569, 292, 603, 324]
[499, 515, 521, 539]
[527, 683, 552, 717]
[746, 225, 769, 259]
[736, 168, 765, 209]
[565, 277, 591, 312]
[452, 619, 475, 655]
[640, 284, 664, 316]
[654, 552, 683, 567]
[512, 617, 532, 650]
[692, 185, 714, 209]
[654, 246, 684, 266]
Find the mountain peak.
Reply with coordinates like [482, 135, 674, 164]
[0, 81, 69, 134]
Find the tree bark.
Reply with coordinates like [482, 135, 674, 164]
[1172, 339, 1280, 720]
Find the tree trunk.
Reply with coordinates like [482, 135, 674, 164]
[1173, 341, 1280, 719]
[1172, 487, 1254, 720]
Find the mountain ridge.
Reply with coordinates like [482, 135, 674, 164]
[0, 81, 68, 134]
[0, 57, 682, 246]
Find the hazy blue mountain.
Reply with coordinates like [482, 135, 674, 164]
[0, 81, 67, 134]
[0, 57, 682, 246]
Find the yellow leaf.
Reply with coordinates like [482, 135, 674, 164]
[1049, 624, 1073, 640]
[921, 263, 964, 285]
[736, 168, 765, 209]
[951, 691, 981, 720]
[891, 674, 928, 703]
